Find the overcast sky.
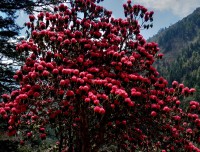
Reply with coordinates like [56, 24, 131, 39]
[17, 0, 200, 39]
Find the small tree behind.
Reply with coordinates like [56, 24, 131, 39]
[1, 0, 200, 151]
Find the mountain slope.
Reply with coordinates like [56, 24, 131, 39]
[150, 7, 200, 59]
[148, 7, 200, 100]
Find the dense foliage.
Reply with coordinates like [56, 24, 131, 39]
[1, 0, 200, 152]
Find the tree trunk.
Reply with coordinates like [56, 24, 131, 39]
[58, 115, 64, 152]
[59, 133, 63, 152]
[80, 107, 91, 152]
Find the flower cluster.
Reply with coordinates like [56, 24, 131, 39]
[1, 0, 200, 151]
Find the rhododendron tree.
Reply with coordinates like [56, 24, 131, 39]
[1, 0, 200, 151]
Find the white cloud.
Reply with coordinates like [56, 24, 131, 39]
[133, 0, 200, 17]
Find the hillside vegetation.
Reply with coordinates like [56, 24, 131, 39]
[149, 7, 200, 100]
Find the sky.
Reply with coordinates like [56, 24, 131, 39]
[16, 0, 200, 40]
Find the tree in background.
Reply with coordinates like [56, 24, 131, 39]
[1, 0, 200, 152]
[0, 0, 32, 96]
[0, 0, 70, 99]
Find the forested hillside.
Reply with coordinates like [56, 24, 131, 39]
[149, 7, 200, 100]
